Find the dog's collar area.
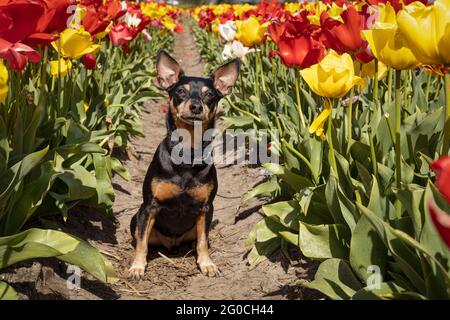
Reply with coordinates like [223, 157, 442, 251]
[171, 151, 214, 168]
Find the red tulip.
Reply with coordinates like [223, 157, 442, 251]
[0, 38, 40, 71]
[429, 201, 450, 248]
[271, 35, 325, 69]
[321, 6, 372, 62]
[82, 5, 111, 36]
[0, 0, 45, 44]
[174, 25, 184, 33]
[218, 8, 236, 24]
[269, 11, 326, 69]
[83, 54, 97, 70]
[80, 0, 102, 7]
[268, 21, 285, 44]
[109, 22, 133, 47]
[284, 11, 318, 38]
[105, 0, 126, 20]
[431, 156, 450, 204]
[39, 0, 76, 34]
[257, 0, 284, 21]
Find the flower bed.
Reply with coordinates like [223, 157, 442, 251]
[0, 0, 182, 299]
[192, 0, 450, 299]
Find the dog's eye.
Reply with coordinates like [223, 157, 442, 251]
[203, 91, 214, 100]
[176, 88, 187, 97]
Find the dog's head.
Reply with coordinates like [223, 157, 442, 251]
[154, 50, 240, 129]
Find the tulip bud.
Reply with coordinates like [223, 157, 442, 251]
[142, 30, 152, 42]
[174, 25, 184, 33]
[83, 54, 97, 70]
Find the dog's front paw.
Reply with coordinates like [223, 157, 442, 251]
[128, 262, 146, 280]
[197, 256, 221, 277]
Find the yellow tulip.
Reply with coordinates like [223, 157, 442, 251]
[0, 60, 8, 104]
[361, 3, 420, 70]
[211, 18, 221, 35]
[301, 50, 365, 99]
[301, 50, 365, 139]
[52, 28, 100, 60]
[235, 17, 269, 47]
[397, 0, 450, 65]
[83, 102, 90, 112]
[162, 16, 177, 31]
[308, 3, 344, 25]
[284, 3, 300, 15]
[50, 58, 72, 78]
[234, 4, 256, 18]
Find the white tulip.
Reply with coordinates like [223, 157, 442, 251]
[123, 12, 142, 28]
[218, 20, 236, 42]
[222, 40, 255, 60]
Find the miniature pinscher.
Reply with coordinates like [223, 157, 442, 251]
[128, 50, 240, 279]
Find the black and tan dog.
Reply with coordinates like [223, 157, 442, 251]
[128, 50, 240, 279]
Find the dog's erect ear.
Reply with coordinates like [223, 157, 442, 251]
[210, 59, 240, 96]
[154, 49, 184, 91]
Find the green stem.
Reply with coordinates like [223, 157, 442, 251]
[382, 68, 396, 145]
[282, 65, 288, 92]
[373, 61, 379, 112]
[271, 58, 277, 95]
[225, 97, 261, 123]
[256, 50, 266, 95]
[295, 69, 306, 128]
[395, 69, 402, 218]
[369, 128, 378, 176]
[387, 68, 393, 110]
[346, 87, 354, 155]
[425, 71, 432, 105]
[38, 47, 48, 109]
[369, 61, 379, 176]
[327, 109, 338, 177]
[82, 69, 90, 102]
[57, 37, 62, 113]
[241, 72, 246, 100]
[252, 55, 260, 98]
[442, 73, 450, 155]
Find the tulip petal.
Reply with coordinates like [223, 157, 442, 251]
[50, 58, 72, 77]
[309, 99, 332, 137]
[429, 200, 450, 248]
[300, 64, 321, 96]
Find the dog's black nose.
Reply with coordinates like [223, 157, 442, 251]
[190, 103, 203, 115]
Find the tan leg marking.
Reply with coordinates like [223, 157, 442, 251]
[128, 209, 157, 279]
[196, 211, 220, 277]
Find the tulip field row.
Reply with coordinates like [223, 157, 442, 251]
[0, 0, 183, 299]
[192, 0, 450, 299]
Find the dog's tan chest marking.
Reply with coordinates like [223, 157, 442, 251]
[187, 184, 214, 203]
[151, 179, 213, 203]
[151, 179, 182, 202]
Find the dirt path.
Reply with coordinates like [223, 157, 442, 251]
[1, 19, 318, 300]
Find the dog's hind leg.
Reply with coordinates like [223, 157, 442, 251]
[129, 203, 157, 279]
[196, 205, 220, 277]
